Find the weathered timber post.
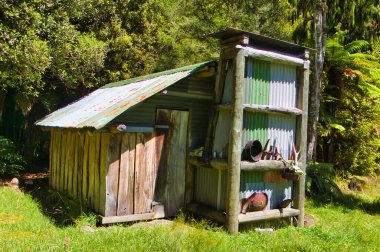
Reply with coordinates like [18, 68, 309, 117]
[294, 51, 310, 227]
[226, 48, 245, 234]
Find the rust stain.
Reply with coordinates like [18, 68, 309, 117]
[119, 102, 131, 109]
[264, 171, 287, 183]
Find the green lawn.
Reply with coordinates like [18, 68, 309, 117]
[0, 179, 379, 252]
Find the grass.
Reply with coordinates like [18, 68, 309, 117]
[0, 177, 379, 252]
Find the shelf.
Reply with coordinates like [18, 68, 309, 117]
[187, 203, 300, 224]
[241, 160, 291, 171]
[216, 104, 303, 116]
[189, 157, 299, 172]
[243, 104, 303, 115]
[238, 208, 300, 223]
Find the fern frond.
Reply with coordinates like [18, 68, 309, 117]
[345, 40, 370, 54]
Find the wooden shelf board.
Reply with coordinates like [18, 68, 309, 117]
[98, 205, 165, 224]
[244, 104, 303, 115]
[241, 160, 290, 171]
[239, 208, 300, 223]
[187, 203, 300, 224]
[216, 104, 303, 116]
[189, 157, 302, 172]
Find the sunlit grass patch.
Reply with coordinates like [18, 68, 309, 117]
[0, 179, 379, 251]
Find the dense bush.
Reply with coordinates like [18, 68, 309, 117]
[306, 163, 342, 198]
[0, 135, 25, 176]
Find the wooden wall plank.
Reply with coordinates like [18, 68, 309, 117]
[117, 133, 136, 216]
[82, 134, 89, 203]
[145, 133, 156, 213]
[67, 131, 74, 196]
[59, 131, 66, 192]
[88, 134, 96, 208]
[166, 111, 188, 216]
[77, 133, 84, 201]
[50, 130, 56, 189]
[49, 130, 53, 187]
[105, 134, 121, 217]
[134, 133, 146, 214]
[93, 133, 101, 213]
[72, 132, 78, 198]
[99, 133, 110, 215]
[54, 130, 61, 190]
[134, 132, 156, 214]
[64, 131, 71, 192]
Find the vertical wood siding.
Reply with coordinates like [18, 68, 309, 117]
[49, 129, 163, 217]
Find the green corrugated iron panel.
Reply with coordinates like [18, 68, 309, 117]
[219, 170, 228, 211]
[240, 171, 265, 188]
[222, 60, 233, 103]
[213, 110, 232, 154]
[194, 166, 219, 209]
[245, 59, 270, 105]
[36, 61, 214, 129]
[242, 111, 268, 148]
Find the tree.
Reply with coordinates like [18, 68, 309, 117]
[307, 0, 327, 162]
[321, 38, 380, 174]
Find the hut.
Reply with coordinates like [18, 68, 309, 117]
[36, 28, 310, 233]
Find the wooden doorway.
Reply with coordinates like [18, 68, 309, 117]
[155, 109, 189, 216]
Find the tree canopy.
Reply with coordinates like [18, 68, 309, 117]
[0, 0, 379, 175]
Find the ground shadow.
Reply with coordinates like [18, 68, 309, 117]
[307, 180, 380, 215]
[21, 176, 89, 227]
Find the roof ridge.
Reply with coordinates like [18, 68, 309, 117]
[101, 61, 213, 89]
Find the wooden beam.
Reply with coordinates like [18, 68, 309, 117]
[187, 203, 300, 224]
[241, 160, 292, 171]
[99, 204, 165, 224]
[100, 213, 155, 224]
[244, 104, 303, 115]
[238, 208, 300, 223]
[187, 203, 226, 223]
[220, 35, 249, 47]
[294, 57, 310, 227]
[217, 104, 303, 116]
[210, 159, 228, 170]
[226, 48, 245, 235]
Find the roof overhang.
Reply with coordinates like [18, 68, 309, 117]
[210, 28, 315, 56]
[35, 61, 215, 129]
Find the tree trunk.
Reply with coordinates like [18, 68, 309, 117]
[307, 0, 327, 162]
[0, 91, 6, 132]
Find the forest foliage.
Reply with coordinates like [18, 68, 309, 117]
[0, 0, 379, 175]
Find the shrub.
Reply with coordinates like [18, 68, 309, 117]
[0, 135, 25, 176]
[306, 163, 343, 199]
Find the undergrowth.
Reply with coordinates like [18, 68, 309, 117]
[0, 175, 379, 251]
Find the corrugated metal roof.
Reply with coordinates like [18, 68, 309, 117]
[210, 27, 314, 55]
[36, 61, 213, 129]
